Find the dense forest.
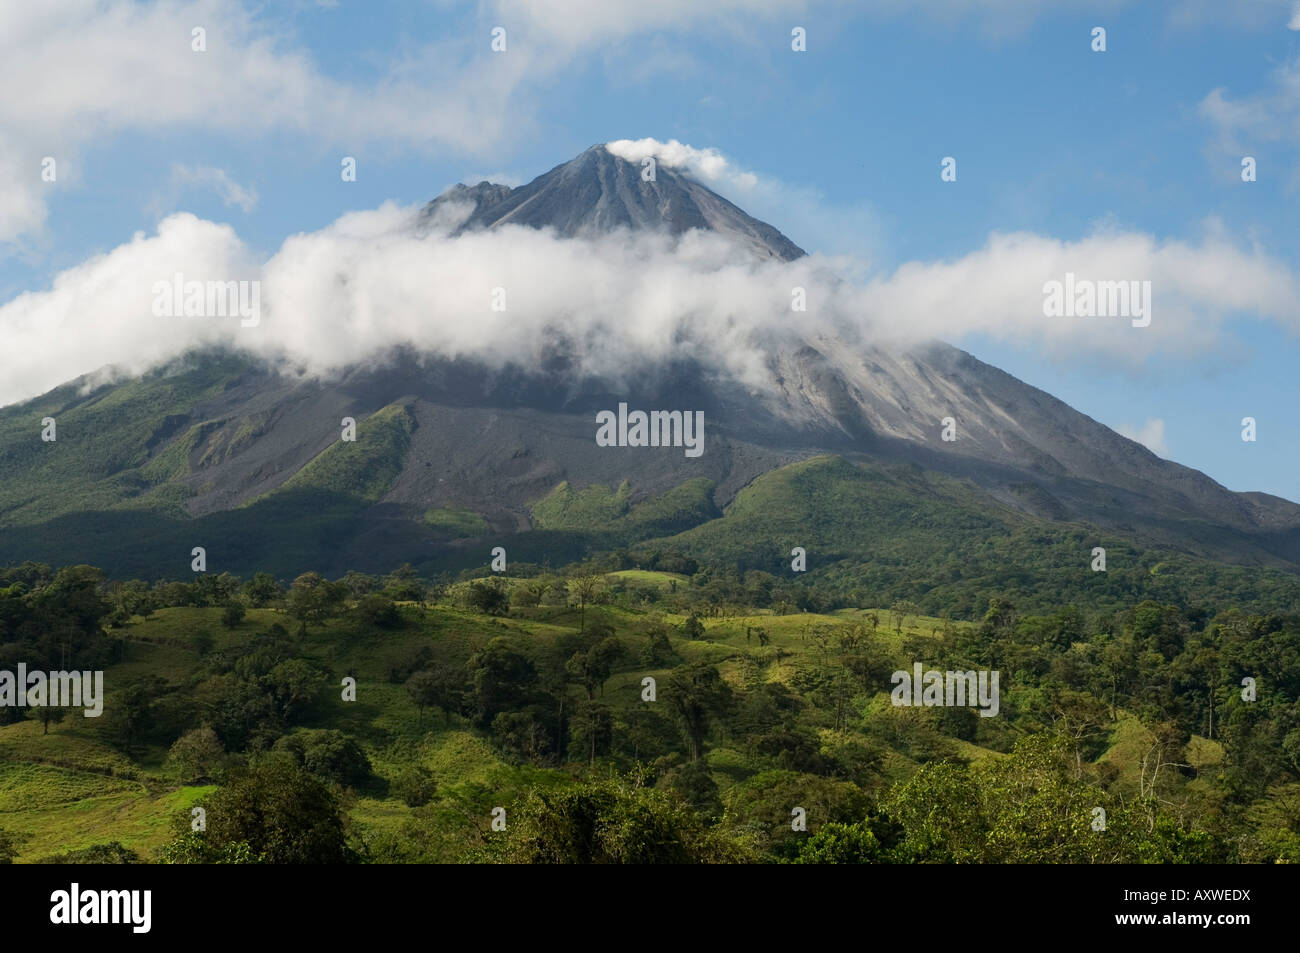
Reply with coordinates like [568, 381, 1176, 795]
[1, 556, 1298, 864]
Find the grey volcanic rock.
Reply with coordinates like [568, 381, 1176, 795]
[422, 145, 805, 261]
[143, 330, 1300, 569]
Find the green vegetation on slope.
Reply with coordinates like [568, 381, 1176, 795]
[531, 480, 635, 529]
[0, 352, 253, 524]
[649, 455, 1300, 618]
[530, 477, 719, 538]
[2, 558, 1297, 864]
[2, 391, 1299, 623]
[423, 508, 492, 538]
[271, 402, 415, 504]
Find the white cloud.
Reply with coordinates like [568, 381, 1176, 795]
[489, 0, 816, 50]
[0, 213, 255, 403]
[169, 165, 259, 212]
[607, 137, 882, 259]
[0, 0, 1175, 247]
[1115, 418, 1170, 457]
[3, 0, 1261, 251]
[860, 226, 1300, 364]
[493, 0, 1135, 45]
[0, 195, 1296, 408]
[1200, 55, 1300, 150]
[607, 138, 758, 190]
[0, 0, 538, 244]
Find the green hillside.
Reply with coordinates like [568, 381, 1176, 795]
[0, 353, 253, 524]
[650, 455, 1300, 618]
[268, 402, 415, 505]
[530, 477, 720, 538]
[0, 353, 1297, 624]
[2, 560, 1297, 864]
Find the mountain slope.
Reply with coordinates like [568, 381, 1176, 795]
[0, 144, 1298, 604]
[422, 144, 806, 261]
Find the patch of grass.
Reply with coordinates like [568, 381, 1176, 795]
[423, 507, 491, 538]
[272, 402, 416, 504]
[530, 480, 633, 530]
[607, 570, 689, 591]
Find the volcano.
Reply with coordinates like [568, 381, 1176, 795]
[2, 145, 1298, 601]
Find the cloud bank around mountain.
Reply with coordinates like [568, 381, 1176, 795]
[0, 158, 1296, 407]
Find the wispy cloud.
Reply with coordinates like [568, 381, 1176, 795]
[607, 137, 883, 260]
[168, 165, 259, 212]
[607, 138, 759, 191]
[0, 0, 1208, 249]
[1199, 41, 1300, 185]
[0, 0, 536, 244]
[1116, 418, 1170, 457]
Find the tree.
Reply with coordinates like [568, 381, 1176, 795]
[640, 625, 674, 666]
[168, 726, 225, 782]
[569, 700, 614, 766]
[570, 574, 603, 634]
[890, 600, 920, 634]
[878, 732, 1207, 864]
[406, 669, 460, 723]
[683, 612, 705, 641]
[40, 841, 141, 864]
[193, 673, 279, 752]
[390, 765, 437, 807]
[492, 707, 555, 763]
[660, 759, 724, 820]
[565, 637, 626, 700]
[545, 578, 569, 607]
[382, 564, 425, 602]
[192, 628, 215, 657]
[466, 638, 537, 728]
[273, 729, 371, 787]
[265, 659, 324, 721]
[221, 602, 246, 628]
[355, 593, 400, 628]
[286, 572, 345, 627]
[164, 757, 354, 864]
[243, 572, 282, 608]
[520, 578, 550, 608]
[340, 571, 379, 599]
[105, 677, 164, 751]
[588, 637, 626, 696]
[724, 770, 873, 858]
[154, 579, 199, 608]
[34, 705, 66, 735]
[39, 564, 110, 635]
[666, 664, 732, 761]
[793, 821, 887, 864]
[490, 772, 752, 864]
[467, 579, 510, 616]
[192, 571, 240, 607]
[110, 579, 156, 622]
[0, 827, 29, 864]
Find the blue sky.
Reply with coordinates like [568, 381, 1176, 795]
[1, 0, 1298, 498]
